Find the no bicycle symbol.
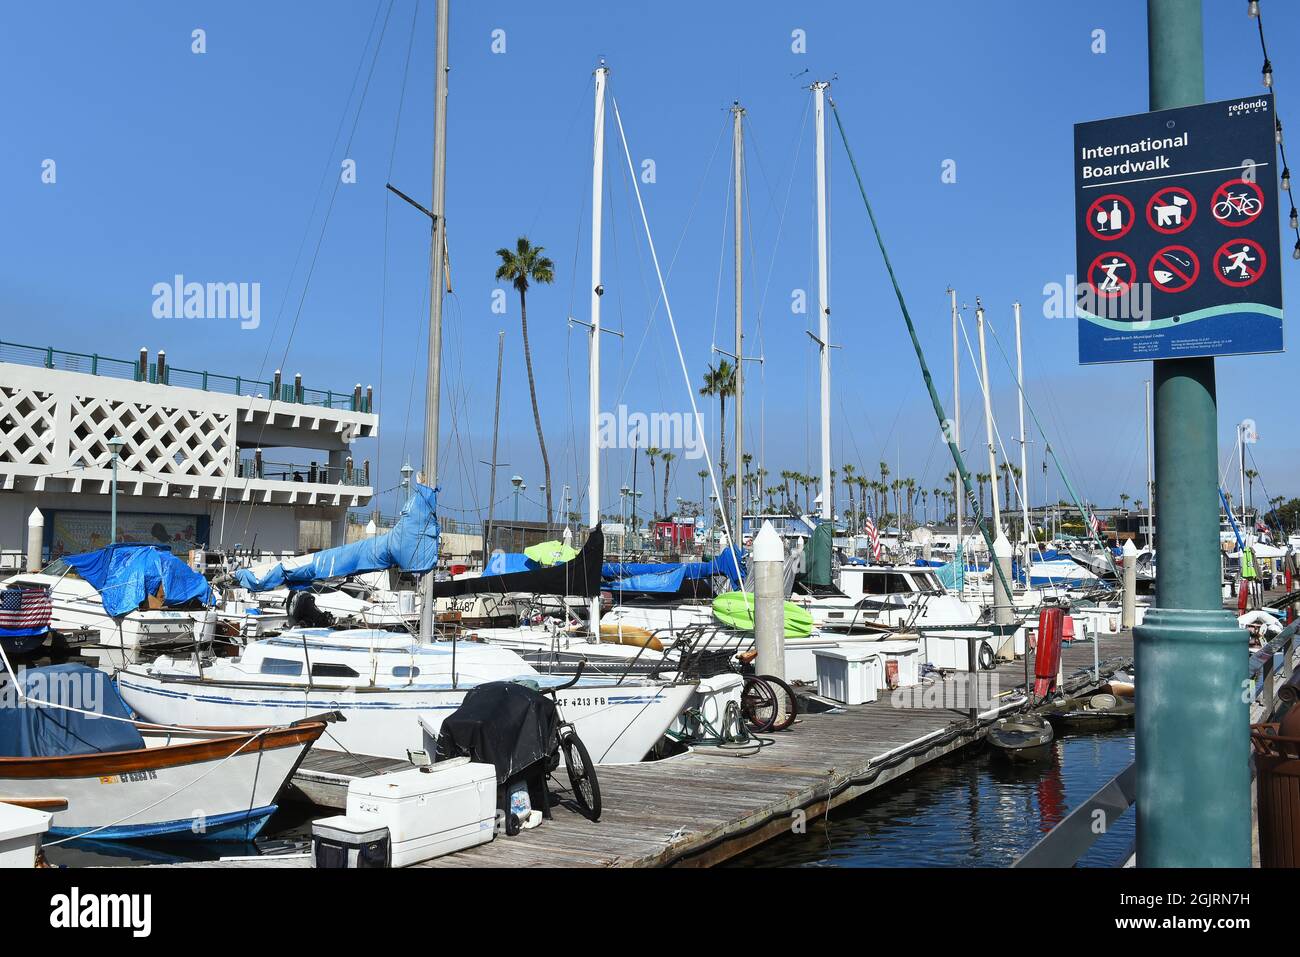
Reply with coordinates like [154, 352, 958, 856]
[1211, 178, 1264, 227]
[1087, 251, 1136, 298]
[1148, 245, 1199, 293]
[1213, 239, 1267, 287]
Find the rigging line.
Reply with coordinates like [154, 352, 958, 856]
[376, 0, 422, 505]
[826, 96, 1017, 598]
[230, 0, 399, 543]
[979, 309, 1120, 574]
[610, 94, 745, 587]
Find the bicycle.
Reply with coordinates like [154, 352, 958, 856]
[540, 663, 602, 822]
[1213, 191, 1261, 220]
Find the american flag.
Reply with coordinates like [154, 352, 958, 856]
[864, 514, 882, 561]
[1088, 510, 1103, 538]
[0, 586, 53, 634]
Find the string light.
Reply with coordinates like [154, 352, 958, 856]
[1246, 2, 1300, 260]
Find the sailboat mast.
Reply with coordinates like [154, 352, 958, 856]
[419, 0, 450, 642]
[1014, 301, 1030, 548]
[949, 288, 961, 555]
[588, 61, 608, 634]
[813, 81, 832, 522]
[732, 101, 744, 542]
[976, 300, 1001, 533]
[482, 330, 504, 558]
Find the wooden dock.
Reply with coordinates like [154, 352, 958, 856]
[411, 632, 1132, 868]
[165, 632, 1131, 869]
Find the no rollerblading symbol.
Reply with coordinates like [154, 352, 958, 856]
[1213, 239, 1266, 287]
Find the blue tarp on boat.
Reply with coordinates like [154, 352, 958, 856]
[62, 543, 215, 618]
[602, 548, 745, 592]
[235, 483, 440, 592]
[484, 552, 539, 576]
[0, 664, 144, 757]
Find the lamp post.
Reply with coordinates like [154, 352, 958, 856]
[400, 461, 414, 505]
[107, 436, 125, 544]
[619, 485, 630, 527]
[511, 475, 524, 524]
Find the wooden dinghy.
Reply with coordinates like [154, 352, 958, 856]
[0, 664, 326, 841]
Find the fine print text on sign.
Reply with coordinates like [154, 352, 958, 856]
[1073, 94, 1283, 364]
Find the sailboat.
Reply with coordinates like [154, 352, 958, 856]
[118, 14, 696, 768]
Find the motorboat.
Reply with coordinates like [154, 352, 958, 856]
[0, 663, 325, 840]
[117, 628, 697, 766]
[987, 713, 1054, 762]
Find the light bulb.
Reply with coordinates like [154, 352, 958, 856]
[1263, 59, 1273, 87]
[1249, 0, 1260, 16]
[1293, 240, 1300, 261]
[1283, 166, 1292, 191]
[1291, 207, 1299, 230]
[1278, 119, 1284, 145]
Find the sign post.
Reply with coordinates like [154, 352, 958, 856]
[1105, 0, 1265, 869]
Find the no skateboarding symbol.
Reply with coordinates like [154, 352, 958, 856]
[1088, 251, 1136, 298]
[1085, 193, 1134, 240]
[1148, 245, 1199, 293]
[1211, 178, 1264, 227]
[1145, 186, 1196, 234]
[1213, 239, 1267, 287]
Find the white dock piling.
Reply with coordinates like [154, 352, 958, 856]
[993, 530, 1014, 628]
[753, 521, 786, 682]
[1121, 538, 1138, 630]
[26, 508, 43, 573]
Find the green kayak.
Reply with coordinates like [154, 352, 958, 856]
[711, 591, 813, 638]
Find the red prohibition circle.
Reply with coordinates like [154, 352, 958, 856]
[1088, 250, 1136, 299]
[1145, 186, 1197, 235]
[1147, 245, 1200, 292]
[1085, 193, 1135, 241]
[1213, 239, 1267, 287]
[1211, 178, 1265, 227]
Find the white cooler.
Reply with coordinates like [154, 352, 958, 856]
[866, 639, 920, 689]
[329, 758, 497, 867]
[813, 646, 880, 705]
[922, 629, 997, 671]
[0, 803, 50, 869]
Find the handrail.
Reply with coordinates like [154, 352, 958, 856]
[1250, 619, 1298, 721]
[0, 338, 373, 412]
[1012, 762, 1136, 868]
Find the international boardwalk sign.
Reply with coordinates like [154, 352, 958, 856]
[1074, 94, 1283, 364]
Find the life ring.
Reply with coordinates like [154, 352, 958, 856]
[599, 622, 664, 652]
[978, 641, 996, 671]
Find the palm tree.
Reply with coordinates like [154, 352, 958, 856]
[644, 447, 661, 519]
[975, 472, 990, 517]
[697, 468, 709, 522]
[1119, 492, 1130, 511]
[495, 236, 556, 524]
[842, 464, 857, 526]
[1245, 469, 1259, 510]
[660, 451, 675, 517]
[699, 361, 736, 496]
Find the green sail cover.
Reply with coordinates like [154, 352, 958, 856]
[800, 521, 834, 587]
[712, 591, 813, 638]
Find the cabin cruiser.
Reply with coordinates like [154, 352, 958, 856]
[117, 628, 697, 766]
[837, 564, 981, 629]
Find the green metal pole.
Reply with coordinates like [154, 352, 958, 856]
[1136, 0, 1251, 867]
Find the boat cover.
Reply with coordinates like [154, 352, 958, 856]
[799, 522, 834, 587]
[434, 681, 559, 786]
[426, 526, 604, 599]
[601, 546, 745, 593]
[235, 483, 440, 592]
[62, 543, 215, 618]
[0, 664, 145, 757]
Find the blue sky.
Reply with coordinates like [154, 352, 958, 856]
[3, 1, 1297, 525]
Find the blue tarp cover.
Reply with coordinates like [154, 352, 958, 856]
[484, 552, 539, 576]
[0, 664, 144, 757]
[602, 548, 745, 593]
[62, 543, 215, 618]
[235, 484, 440, 592]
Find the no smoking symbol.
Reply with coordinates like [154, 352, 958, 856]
[1148, 245, 1199, 293]
[1088, 251, 1136, 298]
[1214, 239, 1267, 287]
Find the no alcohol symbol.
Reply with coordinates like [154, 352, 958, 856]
[1087, 251, 1136, 298]
[1085, 193, 1134, 241]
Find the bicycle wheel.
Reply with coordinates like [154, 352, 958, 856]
[758, 674, 799, 732]
[560, 729, 602, 821]
[741, 675, 778, 733]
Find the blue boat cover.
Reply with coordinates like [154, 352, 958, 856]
[484, 552, 539, 576]
[0, 664, 144, 757]
[602, 547, 745, 593]
[235, 483, 440, 592]
[62, 543, 215, 618]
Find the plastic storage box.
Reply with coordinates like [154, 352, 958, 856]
[312, 817, 391, 868]
[813, 646, 880, 705]
[342, 757, 496, 867]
